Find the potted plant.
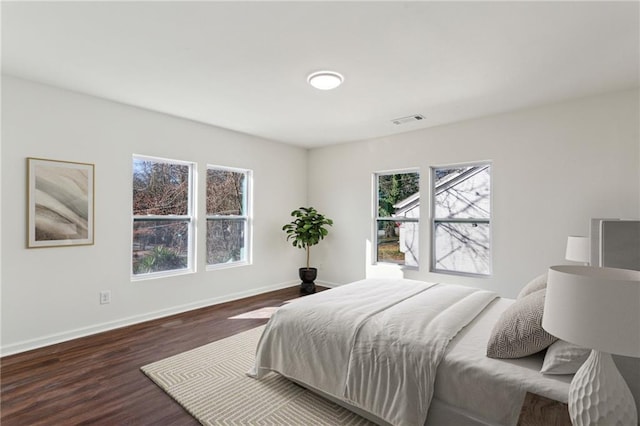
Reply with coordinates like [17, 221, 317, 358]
[282, 207, 333, 294]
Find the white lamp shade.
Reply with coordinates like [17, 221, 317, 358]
[542, 265, 640, 358]
[565, 236, 590, 263]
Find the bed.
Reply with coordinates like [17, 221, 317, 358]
[248, 275, 638, 425]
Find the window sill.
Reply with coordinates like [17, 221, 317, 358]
[131, 268, 195, 282]
[206, 260, 250, 272]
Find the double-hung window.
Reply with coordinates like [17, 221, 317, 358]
[431, 162, 491, 276]
[206, 166, 251, 269]
[132, 155, 195, 278]
[374, 170, 420, 267]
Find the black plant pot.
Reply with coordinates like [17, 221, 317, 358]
[299, 267, 317, 295]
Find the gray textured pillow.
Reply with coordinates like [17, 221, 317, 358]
[541, 340, 590, 375]
[516, 272, 547, 299]
[486, 289, 558, 359]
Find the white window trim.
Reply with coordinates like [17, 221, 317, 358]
[206, 165, 253, 271]
[131, 155, 197, 281]
[373, 168, 420, 270]
[429, 161, 492, 277]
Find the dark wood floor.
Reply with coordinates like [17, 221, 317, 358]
[1, 285, 314, 425]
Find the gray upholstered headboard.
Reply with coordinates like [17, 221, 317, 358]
[590, 218, 640, 271]
[590, 219, 640, 414]
[614, 354, 640, 415]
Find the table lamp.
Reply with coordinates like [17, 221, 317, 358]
[543, 265, 640, 426]
[565, 236, 590, 264]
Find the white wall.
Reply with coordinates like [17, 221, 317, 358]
[1, 76, 308, 355]
[3, 78, 639, 355]
[308, 89, 640, 297]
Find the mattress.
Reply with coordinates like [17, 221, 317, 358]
[432, 297, 571, 426]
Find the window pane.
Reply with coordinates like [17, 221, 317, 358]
[207, 219, 245, 265]
[376, 220, 419, 267]
[377, 172, 419, 218]
[434, 165, 490, 219]
[207, 169, 246, 215]
[133, 159, 189, 215]
[132, 220, 189, 275]
[434, 221, 490, 275]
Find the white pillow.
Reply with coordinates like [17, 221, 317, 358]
[541, 340, 590, 375]
[517, 272, 547, 299]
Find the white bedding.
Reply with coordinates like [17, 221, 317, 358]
[249, 278, 496, 426]
[433, 297, 571, 426]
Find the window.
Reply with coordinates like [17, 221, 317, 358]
[206, 166, 251, 268]
[375, 170, 420, 267]
[431, 163, 491, 276]
[132, 156, 195, 278]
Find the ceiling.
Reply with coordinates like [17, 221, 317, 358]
[2, 1, 639, 148]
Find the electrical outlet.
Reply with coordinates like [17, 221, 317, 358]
[100, 290, 111, 305]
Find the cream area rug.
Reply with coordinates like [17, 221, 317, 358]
[228, 306, 280, 319]
[141, 326, 374, 425]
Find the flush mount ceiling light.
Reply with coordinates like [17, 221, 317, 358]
[307, 71, 344, 90]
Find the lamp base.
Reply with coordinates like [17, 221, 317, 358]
[569, 350, 637, 426]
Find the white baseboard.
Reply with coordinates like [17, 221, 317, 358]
[1, 280, 298, 357]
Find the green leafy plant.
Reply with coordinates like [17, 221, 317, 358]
[135, 245, 186, 274]
[282, 207, 333, 269]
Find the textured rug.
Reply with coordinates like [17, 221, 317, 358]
[141, 326, 374, 425]
[227, 299, 297, 320]
[228, 306, 280, 319]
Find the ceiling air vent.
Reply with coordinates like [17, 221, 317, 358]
[391, 114, 425, 125]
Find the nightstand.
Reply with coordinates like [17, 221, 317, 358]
[517, 392, 572, 426]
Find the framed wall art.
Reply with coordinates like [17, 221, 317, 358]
[27, 157, 95, 248]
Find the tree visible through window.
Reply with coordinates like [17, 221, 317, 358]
[207, 166, 251, 267]
[375, 171, 420, 267]
[431, 163, 491, 275]
[132, 156, 194, 277]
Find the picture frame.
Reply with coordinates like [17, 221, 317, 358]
[27, 157, 95, 248]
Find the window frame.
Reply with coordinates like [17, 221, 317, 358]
[373, 169, 420, 269]
[430, 161, 492, 277]
[205, 164, 252, 271]
[131, 155, 197, 281]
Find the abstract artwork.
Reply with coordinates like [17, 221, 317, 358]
[28, 158, 94, 248]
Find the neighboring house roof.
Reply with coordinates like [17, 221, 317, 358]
[393, 192, 419, 217]
[392, 165, 490, 216]
[434, 165, 489, 195]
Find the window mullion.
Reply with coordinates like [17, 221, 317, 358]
[134, 215, 191, 221]
[433, 218, 489, 224]
[207, 215, 247, 220]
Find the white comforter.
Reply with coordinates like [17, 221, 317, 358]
[249, 278, 496, 426]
